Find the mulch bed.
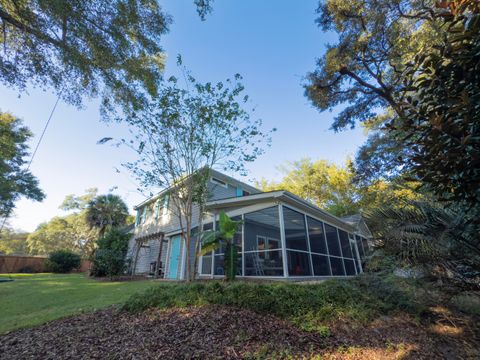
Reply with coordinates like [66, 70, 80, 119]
[1, 305, 478, 359]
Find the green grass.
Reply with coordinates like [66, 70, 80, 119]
[0, 273, 154, 333]
[122, 275, 425, 333]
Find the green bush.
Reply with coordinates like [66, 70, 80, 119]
[91, 228, 131, 278]
[122, 275, 425, 331]
[45, 250, 81, 273]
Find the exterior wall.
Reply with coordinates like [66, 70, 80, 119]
[131, 176, 257, 278]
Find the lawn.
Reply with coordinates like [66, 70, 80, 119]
[0, 273, 154, 333]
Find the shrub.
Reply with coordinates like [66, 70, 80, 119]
[122, 275, 425, 331]
[91, 228, 131, 278]
[45, 250, 81, 273]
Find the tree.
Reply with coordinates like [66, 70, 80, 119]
[0, 227, 29, 255]
[113, 58, 273, 281]
[0, 1, 215, 121]
[91, 228, 131, 278]
[256, 158, 420, 217]
[25, 189, 112, 255]
[397, 0, 480, 207]
[304, 0, 441, 131]
[200, 211, 242, 281]
[85, 194, 129, 239]
[0, 112, 44, 222]
[26, 215, 94, 255]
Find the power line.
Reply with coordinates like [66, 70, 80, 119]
[0, 96, 61, 233]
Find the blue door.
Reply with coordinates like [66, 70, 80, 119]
[167, 235, 182, 279]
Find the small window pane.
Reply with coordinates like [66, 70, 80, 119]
[355, 235, 365, 258]
[325, 224, 341, 257]
[283, 207, 309, 251]
[213, 254, 242, 276]
[244, 207, 281, 252]
[312, 254, 331, 276]
[245, 251, 283, 276]
[329, 257, 345, 276]
[339, 230, 353, 258]
[307, 217, 328, 254]
[201, 255, 212, 275]
[287, 251, 311, 276]
[213, 255, 224, 275]
[361, 237, 370, 255]
[344, 259, 356, 275]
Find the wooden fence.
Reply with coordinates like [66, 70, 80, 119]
[0, 255, 91, 273]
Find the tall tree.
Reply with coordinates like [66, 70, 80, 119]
[305, 0, 440, 131]
[0, 227, 29, 254]
[85, 194, 129, 239]
[113, 58, 273, 281]
[0, 1, 214, 120]
[0, 112, 44, 220]
[257, 158, 420, 217]
[397, 0, 480, 207]
[0, 0, 169, 119]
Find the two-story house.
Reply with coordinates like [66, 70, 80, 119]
[127, 169, 372, 280]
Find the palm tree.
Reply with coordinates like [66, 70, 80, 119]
[86, 194, 129, 239]
[200, 211, 241, 281]
[365, 201, 480, 273]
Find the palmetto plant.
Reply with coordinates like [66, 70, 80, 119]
[365, 201, 480, 270]
[200, 211, 241, 281]
[86, 194, 129, 239]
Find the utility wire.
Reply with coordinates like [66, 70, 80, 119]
[0, 96, 61, 233]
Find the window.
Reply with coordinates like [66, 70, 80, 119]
[211, 177, 228, 187]
[355, 235, 365, 258]
[154, 195, 169, 220]
[243, 190, 250, 196]
[283, 207, 309, 251]
[324, 223, 341, 257]
[201, 255, 212, 275]
[338, 230, 353, 258]
[329, 257, 345, 276]
[312, 254, 330, 276]
[287, 251, 311, 276]
[199, 222, 214, 275]
[343, 259, 356, 275]
[244, 207, 281, 251]
[307, 217, 328, 255]
[244, 207, 283, 276]
[256, 236, 280, 251]
[245, 252, 283, 276]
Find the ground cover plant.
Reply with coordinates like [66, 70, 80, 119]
[1, 273, 478, 359]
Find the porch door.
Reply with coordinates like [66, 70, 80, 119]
[167, 235, 182, 279]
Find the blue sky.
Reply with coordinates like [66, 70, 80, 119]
[1, 0, 366, 231]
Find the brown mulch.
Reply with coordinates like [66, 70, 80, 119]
[0, 305, 479, 360]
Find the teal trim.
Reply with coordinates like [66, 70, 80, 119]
[135, 209, 141, 226]
[236, 187, 243, 197]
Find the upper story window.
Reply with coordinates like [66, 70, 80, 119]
[154, 194, 169, 220]
[210, 177, 228, 188]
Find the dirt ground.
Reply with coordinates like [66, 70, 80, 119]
[0, 304, 478, 359]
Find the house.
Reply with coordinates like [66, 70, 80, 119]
[127, 169, 372, 280]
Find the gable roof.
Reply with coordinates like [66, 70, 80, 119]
[133, 169, 261, 210]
